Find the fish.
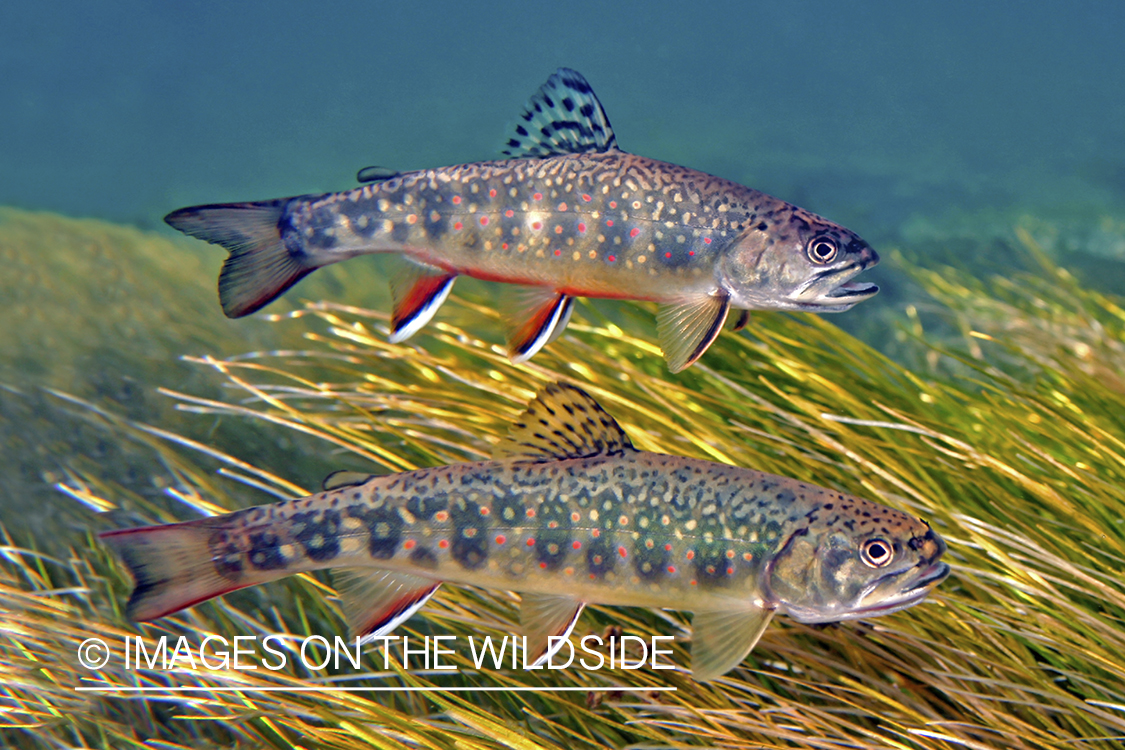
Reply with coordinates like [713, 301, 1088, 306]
[101, 383, 948, 681]
[165, 69, 879, 372]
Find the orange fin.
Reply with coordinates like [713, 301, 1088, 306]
[165, 201, 313, 318]
[387, 259, 457, 343]
[100, 519, 261, 621]
[656, 293, 731, 373]
[520, 592, 585, 666]
[334, 568, 442, 642]
[505, 288, 574, 363]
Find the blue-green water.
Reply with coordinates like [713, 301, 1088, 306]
[3, 0, 1123, 240]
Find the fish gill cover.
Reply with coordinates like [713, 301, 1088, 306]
[1, 210, 1123, 748]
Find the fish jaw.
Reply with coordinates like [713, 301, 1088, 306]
[718, 212, 880, 314]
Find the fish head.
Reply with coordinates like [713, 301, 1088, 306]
[764, 497, 949, 624]
[718, 206, 879, 312]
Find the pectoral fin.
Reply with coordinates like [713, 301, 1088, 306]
[520, 593, 585, 666]
[656, 293, 731, 373]
[505, 288, 574, 363]
[690, 606, 776, 681]
[387, 258, 456, 343]
[334, 568, 442, 642]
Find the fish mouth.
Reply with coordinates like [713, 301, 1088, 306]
[789, 265, 880, 311]
[851, 561, 951, 617]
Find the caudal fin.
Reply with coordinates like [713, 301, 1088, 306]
[165, 200, 312, 318]
[100, 520, 253, 621]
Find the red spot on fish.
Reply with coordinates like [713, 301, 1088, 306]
[688, 250, 695, 256]
[607, 255, 616, 262]
[686, 550, 695, 561]
[667, 566, 676, 574]
[558, 202, 567, 211]
[555, 225, 563, 234]
[505, 209, 515, 218]
[539, 562, 548, 569]
[554, 249, 561, 256]
[480, 506, 490, 516]
[406, 214, 417, 225]
[606, 219, 614, 227]
[589, 573, 596, 579]
[502, 243, 509, 250]
[726, 549, 736, 559]
[743, 552, 753, 561]
[591, 529, 600, 537]
[404, 539, 416, 550]
[664, 543, 672, 551]
[609, 201, 617, 209]
[618, 546, 627, 558]
[489, 189, 497, 197]
[453, 221, 463, 231]
[665, 252, 671, 258]
[495, 535, 506, 545]
[572, 541, 581, 550]
[570, 512, 580, 522]
[578, 222, 587, 232]
[630, 228, 640, 238]
[526, 509, 536, 518]
[581, 194, 591, 202]
[480, 217, 489, 226]
[547, 520, 558, 529]
[690, 579, 697, 586]
[727, 567, 734, 575]
[452, 196, 462, 205]
[532, 221, 542, 230]
[439, 539, 449, 549]
[703, 237, 712, 244]
[527, 537, 536, 546]
[435, 511, 449, 522]
[533, 192, 543, 201]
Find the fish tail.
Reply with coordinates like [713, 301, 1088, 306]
[100, 519, 258, 621]
[165, 200, 314, 318]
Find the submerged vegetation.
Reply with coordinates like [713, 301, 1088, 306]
[2, 213, 1124, 748]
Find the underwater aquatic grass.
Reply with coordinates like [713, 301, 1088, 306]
[3, 230, 1124, 748]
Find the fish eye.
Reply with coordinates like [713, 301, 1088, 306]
[807, 237, 839, 264]
[861, 538, 894, 567]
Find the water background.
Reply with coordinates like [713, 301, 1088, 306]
[3, 0, 1124, 241]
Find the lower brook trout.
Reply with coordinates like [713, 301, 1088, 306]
[101, 384, 947, 680]
[165, 69, 879, 372]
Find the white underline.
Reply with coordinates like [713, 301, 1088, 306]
[76, 685, 675, 693]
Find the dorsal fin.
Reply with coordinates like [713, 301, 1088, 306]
[493, 383, 634, 461]
[501, 68, 618, 159]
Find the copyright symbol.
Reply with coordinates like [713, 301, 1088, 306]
[78, 638, 110, 670]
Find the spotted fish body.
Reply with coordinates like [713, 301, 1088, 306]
[102, 384, 949, 680]
[166, 69, 879, 372]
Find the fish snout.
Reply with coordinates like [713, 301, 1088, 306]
[848, 238, 879, 269]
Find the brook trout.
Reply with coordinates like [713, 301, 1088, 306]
[102, 384, 948, 680]
[166, 69, 879, 372]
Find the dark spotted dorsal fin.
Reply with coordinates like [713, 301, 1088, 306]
[322, 470, 379, 492]
[493, 383, 634, 461]
[356, 166, 400, 184]
[501, 68, 618, 159]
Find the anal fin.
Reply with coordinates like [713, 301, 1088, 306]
[690, 606, 776, 681]
[334, 568, 442, 642]
[656, 293, 731, 373]
[387, 259, 456, 343]
[521, 592, 585, 666]
[505, 288, 574, 364]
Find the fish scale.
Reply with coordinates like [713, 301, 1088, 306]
[165, 68, 880, 372]
[102, 383, 949, 681]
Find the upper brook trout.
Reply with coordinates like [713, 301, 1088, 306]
[102, 384, 948, 680]
[165, 69, 879, 372]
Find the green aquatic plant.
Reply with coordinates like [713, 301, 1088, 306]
[2, 220, 1124, 748]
